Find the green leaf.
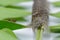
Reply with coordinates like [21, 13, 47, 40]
[50, 25, 60, 33]
[0, 30, 18, 40]
[4, 17, 26, 22]
[52, 2, 60, 7]
[1, 28, 17, 38]
[5, 5, 26, 9]
[50, 12, 60, 18]
[0, 0, 31, 6]
[0, 20, 26, 30]
[0, 7, 31, 20]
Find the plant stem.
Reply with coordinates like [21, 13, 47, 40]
[35, 27, 43, 40]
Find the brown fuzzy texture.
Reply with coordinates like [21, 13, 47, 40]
[32, 0, 49, 31]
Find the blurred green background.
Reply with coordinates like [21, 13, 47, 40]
[0, 0, 60, 40]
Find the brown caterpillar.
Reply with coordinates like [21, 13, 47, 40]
[32, 0, 49, 31]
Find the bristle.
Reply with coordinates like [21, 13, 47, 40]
[32, 0, 49, 31]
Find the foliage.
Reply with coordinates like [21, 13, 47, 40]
[0, 0, 60, 40]
[0, 0, 31, 6]
[4, 17, 26, 22]
[50, 12, 60, 18]
[0, 28, 18, 40]
[0, 7, 31, 20]
[0, 20, 26, 30]
[52, 2, 60, 7]
[1, 28, 17, 38]
[5, 5, 26, 9]
[50, 25, 60, 33]
[0, 0, 31, 39]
